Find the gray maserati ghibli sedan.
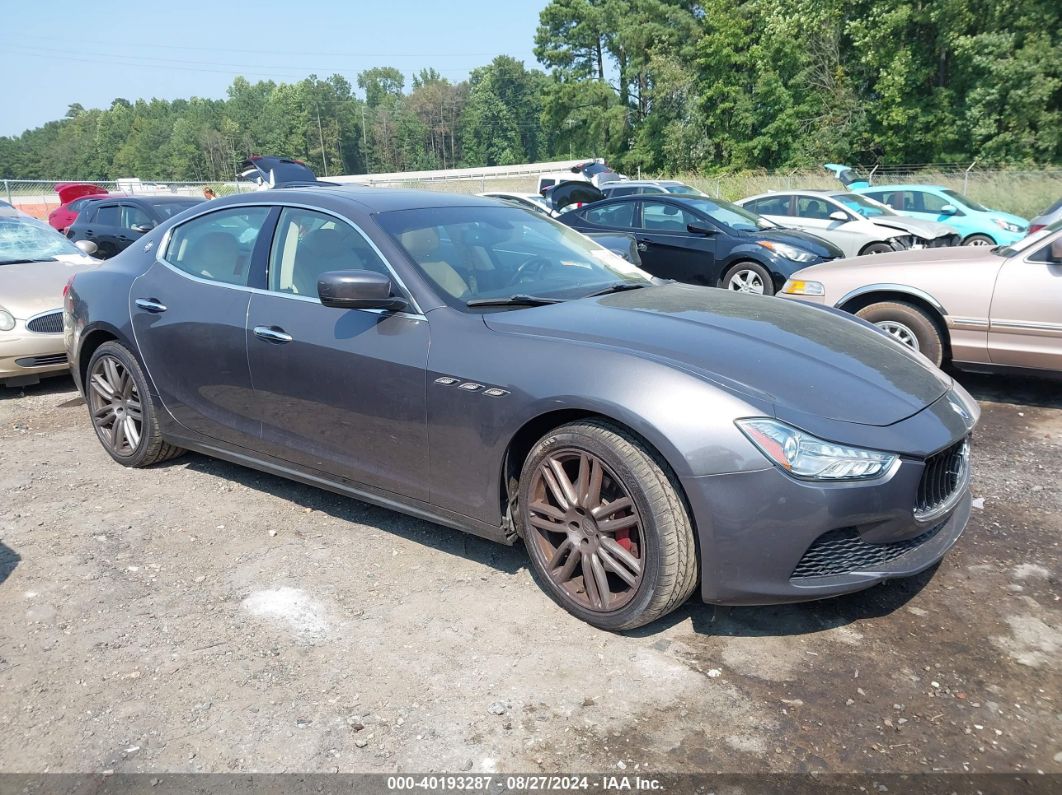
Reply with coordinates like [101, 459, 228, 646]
[64, 187, 979, 630]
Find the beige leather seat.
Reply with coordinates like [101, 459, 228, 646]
[398, 227, 471, 299]
[186, 232, 241, 283]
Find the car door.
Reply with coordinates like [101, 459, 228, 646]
[131, 204, 274, 449]
[244, 206, 430, 500]
[987, 235, 1062, 370]
[791, 196, 869, 257]
[116, 204, 156, 252]
[83, 202, 123, 257]
[635, 200, 718, 283]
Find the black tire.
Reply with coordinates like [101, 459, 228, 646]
[855, 301, 946, 366]
[518, 419, 698, 631]
[722, 261, 775, 295]
[860, 242, 895, 255]
[85, 341, 184, 467]
[963, 234, 995, 247]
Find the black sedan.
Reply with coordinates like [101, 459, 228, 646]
[64, 188, 976, 631]
[67, 196, 202, 258]
[552, 185, 842, 295]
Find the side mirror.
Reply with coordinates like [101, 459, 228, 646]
[829, 210, 849, 222]
[74, 239, 98, 255]
[687, 223, 716, 236]
[131, 223, 154, 234]
[940, 204, 957, 215]
[317, 270, 408, 312]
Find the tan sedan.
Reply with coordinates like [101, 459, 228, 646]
[779, 222, 1062, 372]
[1, 215, 100, 387]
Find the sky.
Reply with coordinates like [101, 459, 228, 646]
[0, 0, 548, 137]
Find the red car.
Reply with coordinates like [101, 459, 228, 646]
[48, 183, 108, 233]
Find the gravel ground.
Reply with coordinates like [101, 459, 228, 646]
[0, 371, 1059, 775]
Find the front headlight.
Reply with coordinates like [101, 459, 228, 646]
[757, 240, 817, 263]
[0, 309, 15, 332]
[780, 279, 825, 296]
[736, 418, 897, 481]
[991, 218, 1023, 233]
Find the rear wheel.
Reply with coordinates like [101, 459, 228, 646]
[963, 234, 995, 247]
[723, 262, 774, 295]
[860, 242, 894, 255]
[855, 301, 945, 366]
[86, 341, 184, 467]
[518, 420, 698, 631]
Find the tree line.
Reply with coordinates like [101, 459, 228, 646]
[1, 0, 1057, 181]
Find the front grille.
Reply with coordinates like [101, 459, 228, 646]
[26, 311, 63, 334]
[915, 438, 970, 520]
[15, 353, 67, 368]
[791, 522, 946, 580]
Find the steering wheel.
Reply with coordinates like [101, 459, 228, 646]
[508, 256, 557, 287]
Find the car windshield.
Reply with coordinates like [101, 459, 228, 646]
[151, 200, 200, 219]
[941, 189, 988, 212]
[377, 205, 652, 309]
[830, 192, 897, 218]
[664, 184, 705, 196]
[678, 197, 777, 231]
[0, 216, 85, 264]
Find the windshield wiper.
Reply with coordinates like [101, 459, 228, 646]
[466, 294, 566, 308]
[0, 257, 57, 265]
[584, 282, 649, 297]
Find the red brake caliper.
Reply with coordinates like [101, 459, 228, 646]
[615, 528, 633, 553]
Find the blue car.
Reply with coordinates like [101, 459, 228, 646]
[824, 164, 1028, 246]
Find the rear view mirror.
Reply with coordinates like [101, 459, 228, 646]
[317, 270, 407, 312]
[74, 239, 98, 255]
[829, 210, 848, 222]
[687, 223, 716, 236]
[940, 204, 957, 215]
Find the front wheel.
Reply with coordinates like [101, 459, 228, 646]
[963, 234, 995, 247]
[855, 301, 945, 366]
[518, 420, 698, 631]
[85, 341, 184, 467]
[860, 242, 895, 255]
[722, 262, 774, 295]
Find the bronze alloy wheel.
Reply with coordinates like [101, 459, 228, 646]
[526, 448, 646, 611]
[88, 354, 144, 456]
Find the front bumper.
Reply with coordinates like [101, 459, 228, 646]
[683, 460, 970, 605]
[0, 330, 70, 385]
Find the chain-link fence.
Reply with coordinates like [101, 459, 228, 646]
[2, 180, 253, 220]
[6, 165, 1060, 220]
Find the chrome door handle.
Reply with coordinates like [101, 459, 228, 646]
[637, 242, 648, 252]
[253, 325, 293, 344]
[135, 298, 167, 313]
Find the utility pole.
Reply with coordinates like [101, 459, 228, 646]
[361, 104, 369, 172]
[315, 105, 329, 177]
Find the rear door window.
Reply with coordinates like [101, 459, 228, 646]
[583, 202, 636, 228]
[747, 196, 791, 216]
[163, 207, 271, 287]
[94, 205, 121, 226]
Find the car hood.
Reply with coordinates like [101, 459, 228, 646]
[484, 284, 951, 427]
[986, 209, 1029, 228]
[870, 216, 955, 239]
[55, 182, 108, 204]
[796, 244, 996, 275]
[753, 228, 843, 259]
[0, 257, 99, 318]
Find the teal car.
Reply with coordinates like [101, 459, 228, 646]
[824, 164, 1029, 246]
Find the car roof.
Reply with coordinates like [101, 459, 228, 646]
[603, 180, 684, 187]
[216, 185, 504, 213]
